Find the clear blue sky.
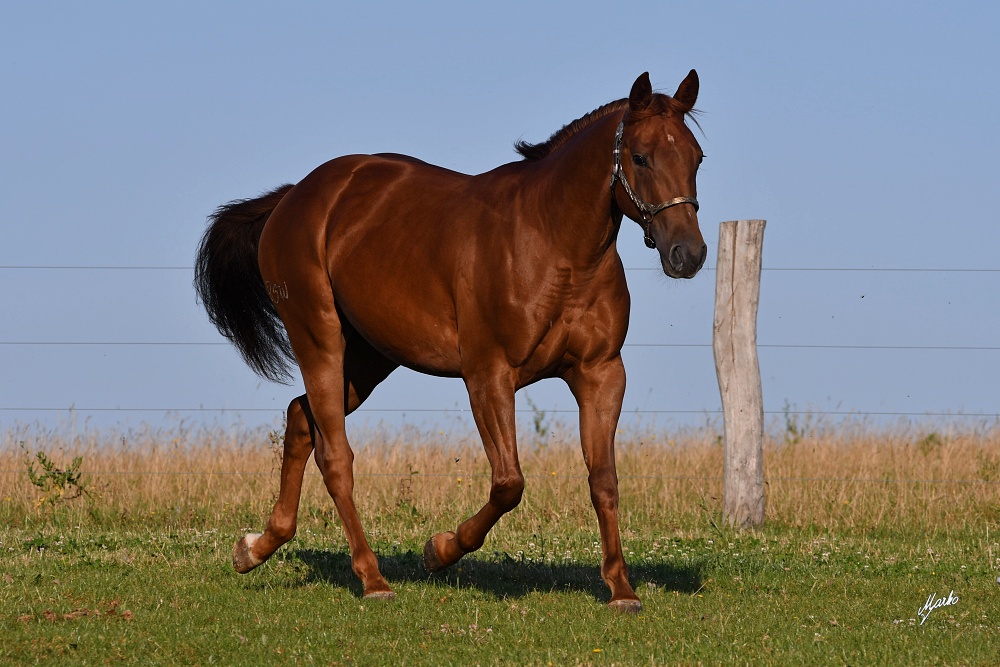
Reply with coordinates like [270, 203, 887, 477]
[2, 2, 998, 436]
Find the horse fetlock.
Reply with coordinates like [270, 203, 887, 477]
[232, 533, 265, 573]
[601, 561, 632, 587]
[455, 529, 486, 554]
[265, 517, 296, 543]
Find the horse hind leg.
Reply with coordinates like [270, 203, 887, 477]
[275, 284, 395, 599]
[233, 334, 398, 592]
[234, 394, 315, 573]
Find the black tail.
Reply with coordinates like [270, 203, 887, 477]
[195, 184, 297, 383]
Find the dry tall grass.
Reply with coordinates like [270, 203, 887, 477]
[2, 417, 998, 538]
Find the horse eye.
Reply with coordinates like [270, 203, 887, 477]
[632, 154, 647, 167]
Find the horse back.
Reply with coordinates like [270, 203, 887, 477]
[259, 152, 628, 382]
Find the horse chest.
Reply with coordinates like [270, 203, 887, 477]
[496, 278, 629, 378]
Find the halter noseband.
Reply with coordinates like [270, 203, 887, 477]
[610, 120, 699, 249]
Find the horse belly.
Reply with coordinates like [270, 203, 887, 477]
[333, 266, 463, 377]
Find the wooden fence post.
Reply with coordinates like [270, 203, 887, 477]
[713, 219, 766, 528]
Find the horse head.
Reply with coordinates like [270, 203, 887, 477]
[613, 70, 707, 279]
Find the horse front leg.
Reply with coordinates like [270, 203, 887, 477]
[566, 357, 642, 612]
[234, 394, 315, 573]
[423, 370, 523, 571]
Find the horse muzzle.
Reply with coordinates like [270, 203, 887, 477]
[661, 239, 707, 279]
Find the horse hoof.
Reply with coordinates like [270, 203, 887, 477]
[422, 533, 454, 572]
[363, 589, 396, 601]
[233, 533, 264, 573]
[608, 598, 643, 614]
[423, 537, 444, 572]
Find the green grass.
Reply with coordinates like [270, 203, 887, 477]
[2, 517, 998, 665]
[2, 423, 999, 665]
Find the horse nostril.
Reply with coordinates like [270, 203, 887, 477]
[669, 244, 685, 270]
[668, 243, 707, 275]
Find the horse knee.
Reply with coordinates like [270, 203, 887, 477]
[490, 473, 525, 513]
[315, 439, 353, 470]
[588, 469, 619, 510]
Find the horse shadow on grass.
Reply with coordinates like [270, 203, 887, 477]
[274, 547, 705, 604]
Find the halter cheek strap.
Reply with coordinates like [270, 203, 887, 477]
[610, 121, 699, 249]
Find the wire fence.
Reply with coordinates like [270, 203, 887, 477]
[1, 468, 997, 485]
[3, 265, 996, 493]
[1, 264, 998, 421]
[3, 408, 1000, 422]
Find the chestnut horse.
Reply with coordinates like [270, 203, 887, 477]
[195, 70, 706, 612]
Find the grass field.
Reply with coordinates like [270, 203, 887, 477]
[2, 417, 999, 665]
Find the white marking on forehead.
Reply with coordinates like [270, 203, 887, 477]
[667, 134, 676, 144]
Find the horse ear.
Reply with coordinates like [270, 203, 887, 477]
[672, 69, 699, 112]
[629, 72, 653, 111]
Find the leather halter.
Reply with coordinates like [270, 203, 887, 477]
[610, 120, 699, 249]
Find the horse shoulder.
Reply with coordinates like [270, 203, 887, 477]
[561, 259, 631, 362]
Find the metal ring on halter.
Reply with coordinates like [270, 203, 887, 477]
[609, 121, 699, 250]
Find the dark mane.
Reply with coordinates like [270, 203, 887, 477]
[515, 99, 628, 161]
[514, 94, 693, 161]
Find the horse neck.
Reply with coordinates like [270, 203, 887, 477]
[524, 112, 623, 266]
